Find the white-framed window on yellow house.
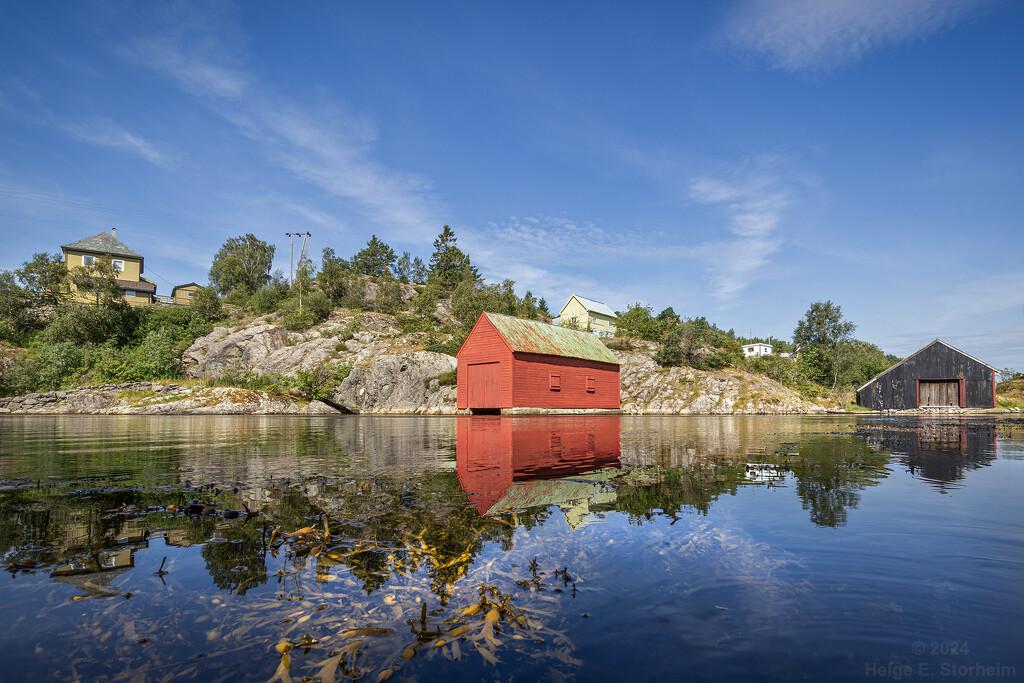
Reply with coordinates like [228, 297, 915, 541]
[82, 255, 95, 266]
[126, 291, 136, 297]
[187, 291, 195, 297]
[112, 259, 124, 272]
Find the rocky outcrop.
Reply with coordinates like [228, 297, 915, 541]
[181, 313, 457, 414]
[326, 351, 457, 414]
[2, 316, 835, 416]
[615, 349, 829, 414]
[0, 382, 335, 415]
[183, 312, 432, 379]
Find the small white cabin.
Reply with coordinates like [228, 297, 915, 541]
[742, 343, 773, 358]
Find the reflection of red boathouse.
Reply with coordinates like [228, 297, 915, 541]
[456, 416, 621, 517]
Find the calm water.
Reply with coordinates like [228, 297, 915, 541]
[0, 415, 1021, 682]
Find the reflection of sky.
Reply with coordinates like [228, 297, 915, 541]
[1, 415, 1022, 680]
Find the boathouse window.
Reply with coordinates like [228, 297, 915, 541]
[549, 373, 561, 391]
[82, 255, 95, 266]
[586, 376, 595, 393]
[125, 291, 136, 297]
[111, 259, 124, 272]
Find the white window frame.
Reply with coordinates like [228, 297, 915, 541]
[111, 259, 124, 272]
[82, 255, 95, 266]
[125, 291, 136, 297]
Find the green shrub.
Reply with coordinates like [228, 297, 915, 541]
[42, 302, 140, 346]
[281, 290, 332, 331]
[425, 332, 465, 356]
[189, 286, 222, 320]
[31, 342, 86, 391]
[249, 279, 289, 315]
[295, 363, 352, 400]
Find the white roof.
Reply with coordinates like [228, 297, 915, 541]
[563, 294, 616, 318]
[743, 343, 772, 349]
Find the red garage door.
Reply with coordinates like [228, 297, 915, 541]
[468, 362, 500, 408]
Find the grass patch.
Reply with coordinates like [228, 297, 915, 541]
[424, 369, 457, 389]
[115, 389, 159, 402]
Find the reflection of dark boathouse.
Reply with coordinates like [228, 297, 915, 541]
[856, 340, 997, 410]
[456, 416, 621, 516]
[860, 418, 997, 490]
[456, 312, 620, 412]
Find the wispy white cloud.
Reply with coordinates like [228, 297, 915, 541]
[122, 16, 442, 242]
[0, 83, 176, 168]
[722, 0, 991, 72]
[58, 120, 176, 168]
[459, 214, 667, 311]
[931, 273, 1024, 326]
[687, 164, 788, 300]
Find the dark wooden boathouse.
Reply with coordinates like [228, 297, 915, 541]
[856, 339, 997, 410]
[456, 312, 621, 412]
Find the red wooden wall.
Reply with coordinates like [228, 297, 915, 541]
[511, 353, 620, 409]
[457, 316, 514, 409]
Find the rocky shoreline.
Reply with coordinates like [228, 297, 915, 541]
[0, 380, 1013, 416]
[15, 315, 1009, 416]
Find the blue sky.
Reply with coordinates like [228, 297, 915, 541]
[1, 0, 1022, 369]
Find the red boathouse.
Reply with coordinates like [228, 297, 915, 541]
[456, 312, 621, 412]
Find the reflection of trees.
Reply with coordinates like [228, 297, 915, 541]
[611, 463, 746, 522]
[201, 524, 268, 595]
[309, 473, 547, 601]
[787, 439, 890, 527]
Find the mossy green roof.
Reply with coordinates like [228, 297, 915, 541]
[483, 312, 619, 365]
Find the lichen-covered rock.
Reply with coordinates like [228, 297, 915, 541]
[0, 383, 333, 415]
[615, 350, 828, 414]
[184, 324, 289, 377]
[327, 351, 457, 414]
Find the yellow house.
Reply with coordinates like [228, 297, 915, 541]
[61, 229, 156, 307]
[171, 283, 202, 306]
[555, 294, 617, 337]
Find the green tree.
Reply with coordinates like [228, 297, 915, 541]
[249, 271, 290, 315]
[538, 297, 552, 317]
[0, 270, 35, 342]
[450, 280, 495, 329]
[412, 284, 439, 318]
[15, 252, 71, 307]
[371, 270, 403, 314]
[394, 251, 413, 283]
[794, 300, 856, 391]
[70, 255, 124, 307]
[615, 303, 661, 341]
[318, 248, 352, 305]
[410, 256, 428, 284]
[353, 235, 397, 277]
[655, 316, 740, 370]
[428, 225, 475, 289]
[518, 290, 538, 319]
[209, 234, 276, 296]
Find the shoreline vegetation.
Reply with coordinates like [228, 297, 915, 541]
[3, 227, 1022, 414]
